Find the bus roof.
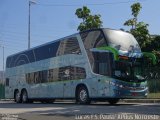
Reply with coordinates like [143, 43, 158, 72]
[6, 28, 125, 59]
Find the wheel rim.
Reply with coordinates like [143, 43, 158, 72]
[79, 89, 87, 102]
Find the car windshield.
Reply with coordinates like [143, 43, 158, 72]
[103, 29, 141, 53]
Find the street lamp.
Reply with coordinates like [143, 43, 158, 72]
[28, 0, 36, 49]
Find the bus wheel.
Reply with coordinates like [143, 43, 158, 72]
[14, 90, 21, 103]
[21, 90, 28, 103]
[77, 86, 90, 104]
[108, 98, 120, 105]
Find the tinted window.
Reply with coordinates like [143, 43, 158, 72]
[6, 37, 81, 68]
[92, 52, 113, 76]
[57, 37, 81, 56]
[81, 30, 106, 50]
[34, 42, 60, 61]
[6, 41, 60, 68]
[80, 30, 107, 73]
[26, 66, 86, 84]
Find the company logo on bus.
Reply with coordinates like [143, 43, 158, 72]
[64, 69, 70, 77]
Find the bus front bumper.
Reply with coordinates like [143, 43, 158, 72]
[113, 87, 148, 98]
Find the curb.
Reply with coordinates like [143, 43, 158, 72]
[123, 99, 160, 103]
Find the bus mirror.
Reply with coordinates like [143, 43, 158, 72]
[143, 52, 157, 65]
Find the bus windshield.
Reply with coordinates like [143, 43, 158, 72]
[103, 29, 141, 54]
[114, 61, 144, 82]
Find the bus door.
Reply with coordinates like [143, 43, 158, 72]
[63, 66, 75, 98]
[92, 51, 114, 97]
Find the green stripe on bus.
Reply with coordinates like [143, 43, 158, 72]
[97, 46, 119, 60]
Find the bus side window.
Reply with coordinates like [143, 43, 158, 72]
[47, 69, 54, 82]
[34, 72, 39, 84]
[57, 37, 81, 56]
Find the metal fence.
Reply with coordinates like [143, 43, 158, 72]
[145, 67, 160, 98]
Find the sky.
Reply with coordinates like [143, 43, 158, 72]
[0, 0, 160, 71]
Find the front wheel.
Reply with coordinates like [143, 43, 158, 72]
[77, 86, 90, 104]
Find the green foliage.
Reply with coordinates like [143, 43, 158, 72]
[148, 79, 160, 93]
[124, 2, 150, 48]
[124, 3, 142, 29]
[144, 36, 160, 51]
[131, 2, 142, 18]
[151, 36, 160, 51]
[131, 22, 150, 48]
[75, 6, 103, 32]
[124, 18, 135, 29]
[75, 6, 90, 21]
[145, 36, 160, 65]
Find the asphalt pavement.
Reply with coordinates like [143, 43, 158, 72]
[0, 100, 160, 120]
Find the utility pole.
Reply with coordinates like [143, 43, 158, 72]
[28, 1, 31, 49]
[2, 46, 4, 85]
[2, 46, 4, 73]
[28, 0, 36, 49]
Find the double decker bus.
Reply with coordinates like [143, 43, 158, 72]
[5, 28, 155, 104]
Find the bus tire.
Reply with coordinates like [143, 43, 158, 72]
[77, 86, 90, 104]
[107, 98, 119, 105]
[14, 90, 21, 103]
[21, 90, 28, 103]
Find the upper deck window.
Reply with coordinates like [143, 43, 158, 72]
[80, 30, 106, 50]
[6, 37, 81, 68]
[56, 37, 81, 56]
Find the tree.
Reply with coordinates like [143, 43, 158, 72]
[149, 36, 160, 67]
[152, 36, 160, 51]
[124, 2, 150, 49]
[144, 35, 160, 52]
[75, 6, 103, 32]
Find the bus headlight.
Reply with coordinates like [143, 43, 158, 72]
[119, 85, 123, 88]
[109, 81, 124, 88]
